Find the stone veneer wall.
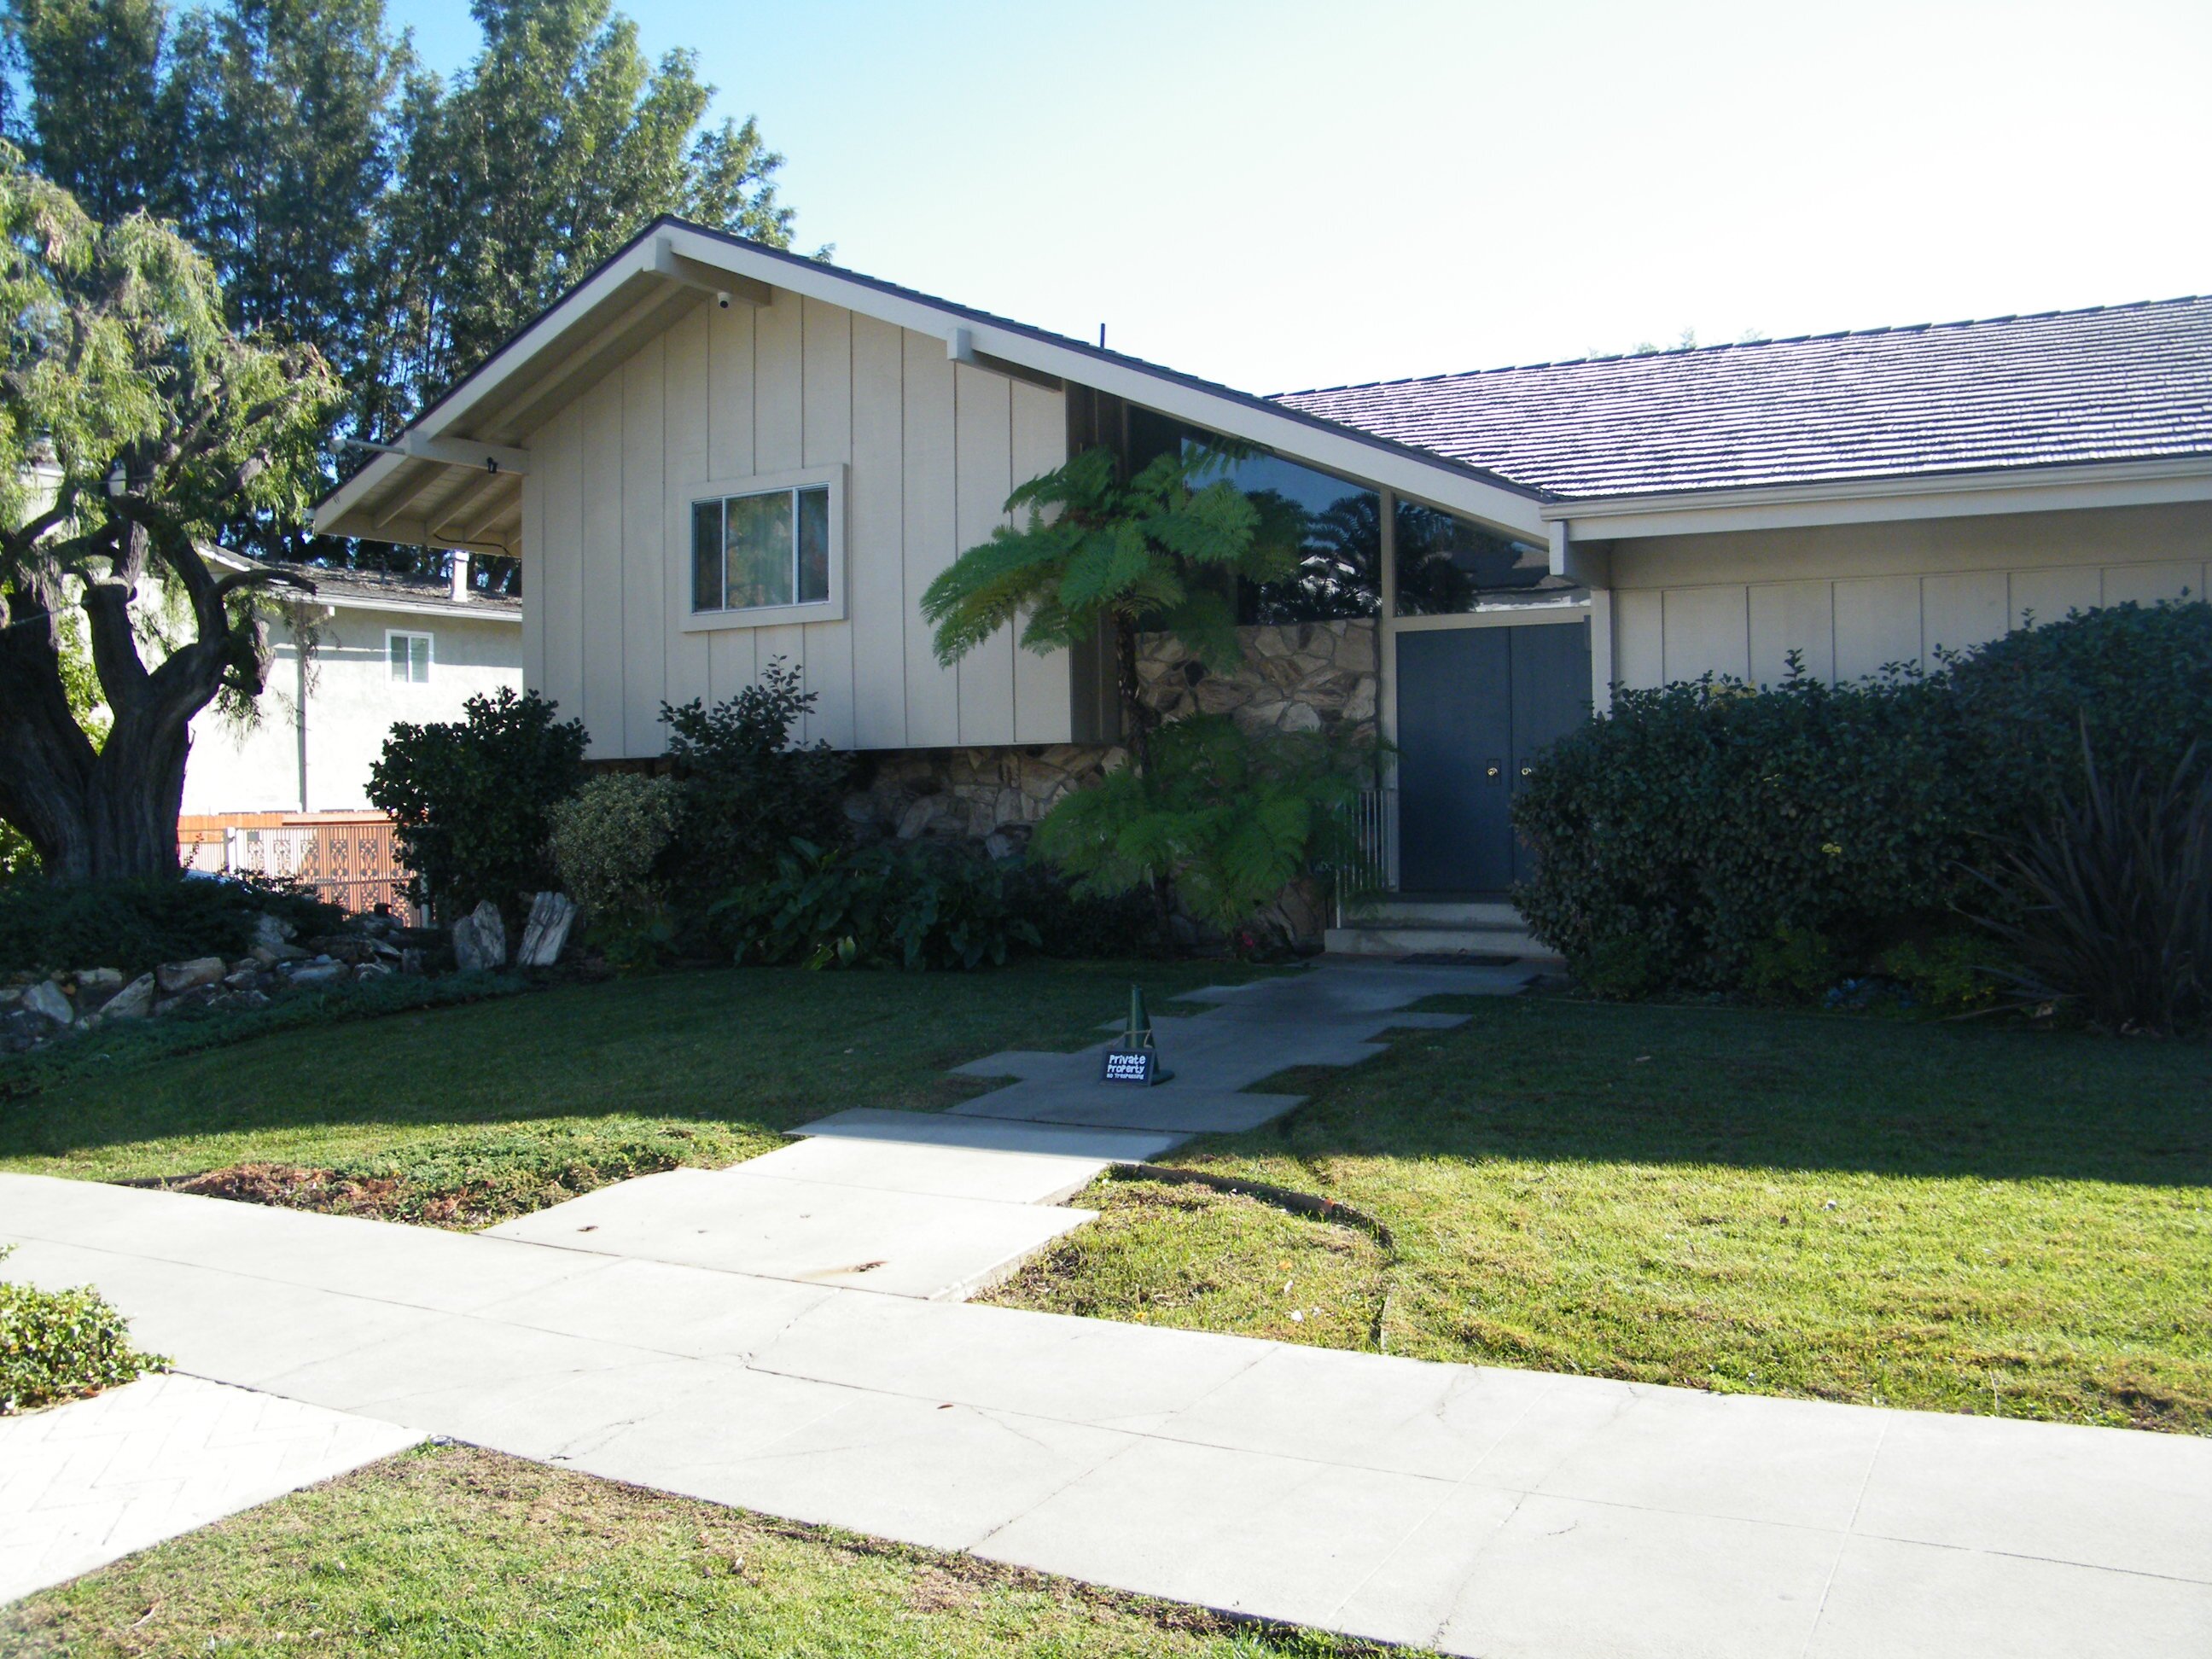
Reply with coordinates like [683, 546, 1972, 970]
[841, 619, 1380, 855]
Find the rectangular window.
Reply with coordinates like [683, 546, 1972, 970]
[387, 631, 432, 684]
[690, 482, 834, 614]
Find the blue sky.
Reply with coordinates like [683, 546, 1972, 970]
[385, 0, 2212, 395]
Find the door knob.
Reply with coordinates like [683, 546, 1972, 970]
[1519, 765, 1534, 778]
[1485, 760, 1502, 781]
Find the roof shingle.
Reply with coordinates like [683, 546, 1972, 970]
[1272, 295, 2212, 500]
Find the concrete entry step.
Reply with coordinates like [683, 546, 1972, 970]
[793, 1107, 1184, 1164]
[1324, 922, 1561, 963]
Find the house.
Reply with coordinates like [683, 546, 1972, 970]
[178, 554, 521, 910]
[314, 218, 2212, 940]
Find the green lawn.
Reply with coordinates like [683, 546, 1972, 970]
[1, 1443, 1388, 1657]
[0, 961, 1257, 1227]
[987, 994, 2212, 1435]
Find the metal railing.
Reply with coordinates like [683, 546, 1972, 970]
[1330, 786, 1397, 926]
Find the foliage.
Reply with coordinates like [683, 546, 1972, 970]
[714, 840, 1041, 971]
[921, 444, 1305, 736]
[1, 1246, 163, 1413]
[369, 687, 587, 923]
[1034, 715, 1371, 937]
[659, 661, 853, 902]
[548, 773, 679, 921]
[1964, 736, 2211, 1034]
[1876, 930, 2005, 1016]
[0, 872, 336, 976]
[1513, 602, 2212, 999]
[0, 823, 35, 878]
[0, 149, 341, 877]
[1001, 860, 1169, 959]
[3, 0, 814, 563]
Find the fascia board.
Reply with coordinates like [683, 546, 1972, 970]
[1551, 456, 2212, 539]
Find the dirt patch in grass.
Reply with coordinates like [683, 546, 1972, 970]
[3, 1441, 1409, 1656]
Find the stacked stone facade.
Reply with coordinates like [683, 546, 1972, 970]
[841, 620, 1381, 857]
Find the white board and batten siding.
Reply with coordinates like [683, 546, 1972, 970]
[1607, 501, 2212, 690]
[521, 293, 1070, 759]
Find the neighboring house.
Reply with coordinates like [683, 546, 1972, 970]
[315, 218, 2212, 925]
[182, 554, 522, 818]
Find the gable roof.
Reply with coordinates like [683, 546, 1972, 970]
[315, 217, 1547, 553]
[1272, 295, 2212, 501]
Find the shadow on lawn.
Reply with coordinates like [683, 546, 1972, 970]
[1230, 995, 2212, 1188]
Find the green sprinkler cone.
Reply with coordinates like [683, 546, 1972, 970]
[1125, 984, 1153, 1051]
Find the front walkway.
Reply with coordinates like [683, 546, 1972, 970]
[6, 1172, 2206, 1656]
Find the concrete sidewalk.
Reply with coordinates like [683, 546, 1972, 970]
[6, 1173, 2207, 1656]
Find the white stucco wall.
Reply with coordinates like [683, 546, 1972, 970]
[181, 603, 521, 815]
[520, 293, 1073, 760]
[1602, 500, 2211, 689]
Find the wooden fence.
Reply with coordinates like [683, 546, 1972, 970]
[178, 812, 418, 923]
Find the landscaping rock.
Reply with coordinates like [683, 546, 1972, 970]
[21, 979, 73, 1026]
[156, 957, 228, 993]
[399, 947, 425, 975]
[250, 940, 311, 967]
[451, 900, 507, 971]
[288, 962, 349, 987]
[515, 892, 578, 967]
[96, 974, 155, 1022]
[74, 968, 125, 1010]
[224, 965, 262, 988]
[252, 912, 298, 949]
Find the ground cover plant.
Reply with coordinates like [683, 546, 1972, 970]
[0, 960, 1261, 1228]
[0, 1246, 162, 1414]
[0, 872, 339, 978]
[2, 1442, 1388, 1657]
[988, 992, 2212, 1434]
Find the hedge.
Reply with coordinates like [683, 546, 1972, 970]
[1511, 601, 2212, 998]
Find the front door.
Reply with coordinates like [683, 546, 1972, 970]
[1395, 620, 1591, 894]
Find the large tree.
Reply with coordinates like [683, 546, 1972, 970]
[0, 153, 337, 877]
[4, 0, 809, 564]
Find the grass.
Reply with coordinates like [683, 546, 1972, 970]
[987, 993, 2212, 1435]
[0, 960, 1260, 1228]
[1, 1442, 1394, 1656]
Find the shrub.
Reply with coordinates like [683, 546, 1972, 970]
[661, 662, 853, 905]
[0, 873, 338, 976]
[714, 839, 1040, 970]
[1514, 601, 2212, 998]
[369, 688, 588, 924]
[549, 774, 681, 922]
[1033, 714, 1372, 939]
[1, 1247, 164, 1413]
[1001, 859, 1169, 959]
[1963, 736, 2210, 1033]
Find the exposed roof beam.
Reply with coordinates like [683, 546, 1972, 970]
[370, 464, 451, 532]
[650, 236, 772, 307]
[947, 327, 1064, 393]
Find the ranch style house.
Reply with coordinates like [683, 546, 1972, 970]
[316, 218, 2212, 947]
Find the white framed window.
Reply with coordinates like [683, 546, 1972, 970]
[678, 465, 845, 630]
[387, 630, 433, 684]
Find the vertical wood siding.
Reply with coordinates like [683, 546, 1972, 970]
[1603, 504, 2212, 690]
[517, 293, 1069, 758]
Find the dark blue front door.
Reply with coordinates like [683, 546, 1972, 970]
[1396, 621, 1591, 894]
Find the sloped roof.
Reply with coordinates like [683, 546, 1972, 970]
[1272, 295, 2212, 500]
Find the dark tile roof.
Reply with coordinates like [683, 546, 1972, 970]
[1272, 295, 2212, 500]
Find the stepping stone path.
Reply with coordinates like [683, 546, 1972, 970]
[489, 962, 1525, 1299]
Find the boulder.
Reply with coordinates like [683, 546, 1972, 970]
[156, 956, 228, 993]
[288, 961, 349, 987]
[451, 900, 508, 970]
[515, 892, 578, 968]
[21, 979, 73, 1026]
[252, 912, 297, 949]
[250, 940, 311, 967]
[96, 974, 155, 1022]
